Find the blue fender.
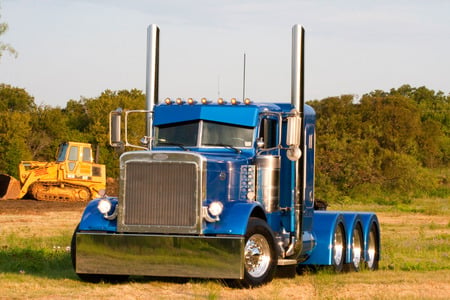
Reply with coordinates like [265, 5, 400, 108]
[300, 211, 346, 266]
[78, 197, 118, 232]
[358, 212, 381, 262]
[203, 201, 266, 235]
[340, 212, 364, 265]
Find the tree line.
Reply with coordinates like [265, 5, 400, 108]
[311, 85, 449, 203]
[0, 83, 448, 203]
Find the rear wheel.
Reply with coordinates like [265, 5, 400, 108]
[365, 222, 380, 270]
[349, 223, 363, 271]
[332, 222, 346, 273]
[240, 218, 277, 287]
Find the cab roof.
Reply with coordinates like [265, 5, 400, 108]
[153, 102, 315, 127]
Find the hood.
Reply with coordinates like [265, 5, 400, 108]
[202, 152, 253, 203]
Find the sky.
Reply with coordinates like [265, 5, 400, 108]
[0, 0, 449, 107]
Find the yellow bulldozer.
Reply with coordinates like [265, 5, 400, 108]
[0, 141, 106, 202]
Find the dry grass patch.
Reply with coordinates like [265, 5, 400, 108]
[0, 200, 449, 299]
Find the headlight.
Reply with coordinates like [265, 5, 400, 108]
[98, 198, 112, 214]
[208, 201, 223, 217]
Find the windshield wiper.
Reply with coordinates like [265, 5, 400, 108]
[157, 141, 188, 151]
[203, 143, 242, 154]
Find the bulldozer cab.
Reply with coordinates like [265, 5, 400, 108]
[56, 142, 99, 179]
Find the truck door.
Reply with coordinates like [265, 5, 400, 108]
[258, 116, 279, 155]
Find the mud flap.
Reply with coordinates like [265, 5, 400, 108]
[0, 174, 21, 200]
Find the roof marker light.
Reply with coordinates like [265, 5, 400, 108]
[244, 98, 252, 105]
[187, 98, 196, 105]
[217, 98, 226, 105]
[164, 98, 173, 105]
[201, 97, 209, 104]
[231, 98, 239, 105]
[176, 98, 184, 105]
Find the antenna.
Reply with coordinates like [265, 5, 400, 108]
[242, 52, 246, 101]
[217, 75, 221, 97]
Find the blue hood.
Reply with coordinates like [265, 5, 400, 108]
[202, 152, 253, 203]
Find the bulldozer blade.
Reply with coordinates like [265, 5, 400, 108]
[0, 174, 21, 200]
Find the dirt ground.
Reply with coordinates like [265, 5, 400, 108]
[0, 199, 87, 215]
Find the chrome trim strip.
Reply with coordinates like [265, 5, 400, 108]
[76, 232, 244, 279]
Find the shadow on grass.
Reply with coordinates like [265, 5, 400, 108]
[0, 246, 76, 279]
[0, 246, 229, 286]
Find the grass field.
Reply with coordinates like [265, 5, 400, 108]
[0, 198, 449, 299]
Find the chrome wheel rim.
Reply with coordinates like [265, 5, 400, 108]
[367, 229, 377, 269]
[352, 227, 363, 269]
[333, 225, 344, 266]
[244, 233, 271, 278]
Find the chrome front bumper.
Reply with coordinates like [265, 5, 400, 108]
[75, 232, 245, 279]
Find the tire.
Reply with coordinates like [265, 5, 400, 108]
[348, 223, 363, 272]
[71, 224, 128, 283]
[240, 217, 277, 287]
[332, 222, 346, 273]
[365, 222, 380, 271]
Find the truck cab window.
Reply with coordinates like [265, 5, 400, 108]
[259, 118, 278, 149]
[155, 120, 254, 149]
[202, 121, 253, 148]
[155, 121, 199, 147]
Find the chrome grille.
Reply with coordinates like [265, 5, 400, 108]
[118, 152, 203, 234]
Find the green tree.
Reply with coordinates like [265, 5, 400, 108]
[0, 111, 32, 176]
[0, 9, 17, 61]
[62, 89, 146, 178]
[0, 84, 35, 112]
[0, 85, 35, 176]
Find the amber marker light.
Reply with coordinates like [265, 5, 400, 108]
[244, 98, 252, 105]
[164, 98, 173, 105]
[187, 98, 196, 105]
[217, 98, 225, 105]
[201, 97, 209, 104]
[231, 98, 239, 105]
[176, 98, 184, 105]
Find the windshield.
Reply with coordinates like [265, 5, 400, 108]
[56, 143, 68, 162]
[155, 120, 254, 148]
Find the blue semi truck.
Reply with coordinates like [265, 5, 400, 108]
[71, 25, 380, 287]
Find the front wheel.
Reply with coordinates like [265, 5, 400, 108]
[240, 218, 278, 287]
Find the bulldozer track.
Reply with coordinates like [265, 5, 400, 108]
[30, 181, 92, 202]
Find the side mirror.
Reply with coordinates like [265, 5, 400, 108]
[256, 137, 265, 149]
[109, 109, 122, 147]
[286, 112, 302, 161]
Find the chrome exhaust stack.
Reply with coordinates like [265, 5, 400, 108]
[145, 24, 160, 140]
[291, 24, 305, 112]
[287, 24, 306, 259]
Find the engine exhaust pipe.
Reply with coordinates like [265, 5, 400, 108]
[291, 24, 305, 112]
[146, 24, 160, 138]
[290, 24, 306, 259]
